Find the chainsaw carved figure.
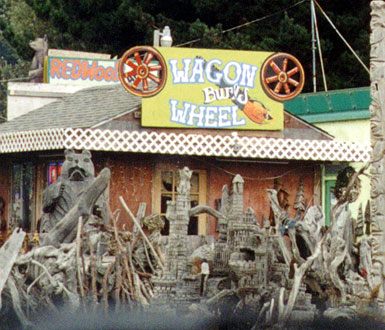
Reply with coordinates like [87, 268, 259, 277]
[40, 150, 106, 233]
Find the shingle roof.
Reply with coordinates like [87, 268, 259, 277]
[0, 83, 371, 162]
[0, 84, 141, 132]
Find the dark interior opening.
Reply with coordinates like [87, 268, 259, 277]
[240, 248, 255, 261]
[161, 217, 170, 235]
[188, 216, 198, 235]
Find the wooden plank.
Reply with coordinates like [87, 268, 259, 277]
[136, 202, 146, 222]
[133, 202, 146, 235]
[0, 228, 26, 309]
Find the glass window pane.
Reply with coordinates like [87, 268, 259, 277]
[22, 163, 34, 231]
[175, 172, 180, 192]
[325, 180, 337, 227]
[161, 171, 173, 192]
[188, 217, 198, 235]
[58, 162, 63, 177]
[161, 216, 169, 236]
[191, 196, 198, 208]
[11, 163, 34, 232]
[325, 164, 345, 176]
[161, 194, 172, 213]
[11, 164, 22, 229]
[157, 167, 206, 236]
[190, 172, 199, 193]
[48, 163, 58, 185]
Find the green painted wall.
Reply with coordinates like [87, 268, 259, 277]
[317, 119, 370, 220]
[285, 88, 371, 223]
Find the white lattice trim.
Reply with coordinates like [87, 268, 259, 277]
[0, 128, 65, 153]
[63, 128, 371, 162]
[0, 127, 371, 162]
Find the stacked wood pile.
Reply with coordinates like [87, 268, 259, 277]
[0, 164, 381, 329]
[0, 169, 164, 328]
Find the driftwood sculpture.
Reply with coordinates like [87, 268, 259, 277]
[0, 229, 25, 310]
[0, 2, 383, 326]
[0, 157, 382, 329]
[0, 150, 168, 327]
[40, 149, 107, 235]
[28, 35, 48, 83]
[41, 167, 110, 247]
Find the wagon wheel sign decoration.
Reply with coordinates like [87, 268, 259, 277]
[119, 47, 304, 102]
[260, 53, 305, 102]
[119, 46, 167, 97]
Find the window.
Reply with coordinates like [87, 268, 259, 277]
[10, 163, 35, 232]
[48, 162, 63, 185]
[324, 179, 337, 226]
[153, 166, 207, 235]
[322, 164, 345, 226]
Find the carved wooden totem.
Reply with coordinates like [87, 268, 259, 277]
[370, 0, 385, 303]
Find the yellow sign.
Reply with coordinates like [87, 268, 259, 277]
[119, 47, 305, 130]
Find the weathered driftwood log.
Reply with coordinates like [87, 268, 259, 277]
[7, 276, 32, 328]
[41, 168, 110, 248]
[0, 229, 26, 310]
[206, 288, 237, 306]
[189, 205, 223, 219]
[295, 205, 324, 256]
[279, 237, 324, 323]
[133, 202, 146, 236]
[119, 196, 164, 272]
[288, 228, 305, 264]
[329, 235, 349, 303]
[267, 189, 293, 265]
[76, 217, 85, 300]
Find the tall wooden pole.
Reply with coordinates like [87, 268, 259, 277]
[370, 0, 385, 304]
[311, 0, 317, 93]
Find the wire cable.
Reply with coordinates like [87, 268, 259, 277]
[313, 0, 369, 74]
[175, 0, 308, 47]
[0, 1, 307, 82]
[192, 156, 315, 181]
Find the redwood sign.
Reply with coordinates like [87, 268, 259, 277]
[46, 56, 120, 85]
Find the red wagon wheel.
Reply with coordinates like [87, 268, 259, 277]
[119, 46, 167, 97]
[261, 53, 305, 102]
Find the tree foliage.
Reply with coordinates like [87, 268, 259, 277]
[0, 59, 29, 121]
[0, 0, 37, 119]
[1, 0, 371, 94]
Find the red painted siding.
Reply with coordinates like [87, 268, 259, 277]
[94, 153, 317, 235]
[1, 151, 318, 238]
[94, 152, 154, 231]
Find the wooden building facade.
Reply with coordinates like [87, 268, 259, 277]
[0, 83, 370, 237]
